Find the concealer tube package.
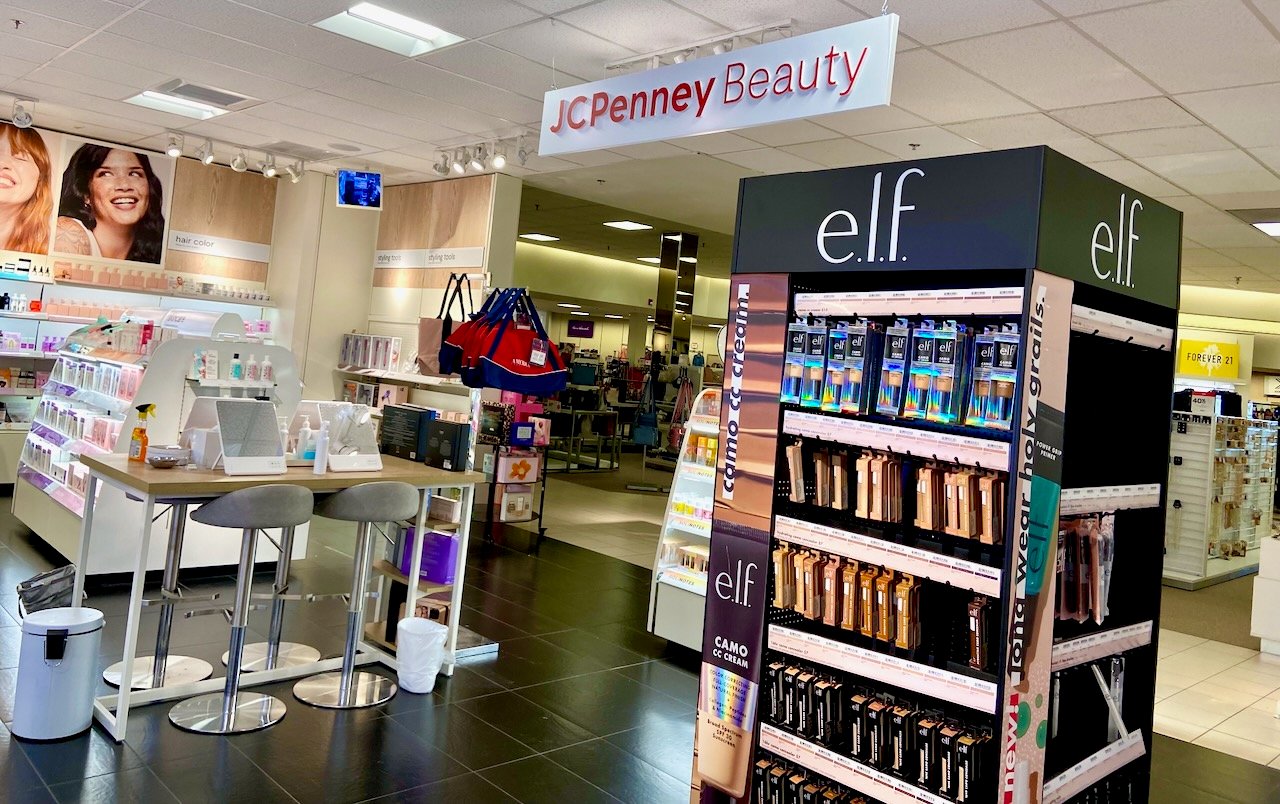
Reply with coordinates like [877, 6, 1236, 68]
[875, 320, 912, 416]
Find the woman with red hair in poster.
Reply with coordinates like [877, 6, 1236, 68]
[0, 122, 53, 255]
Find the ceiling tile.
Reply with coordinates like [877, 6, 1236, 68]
[513, 0, 596, 12]
[667, 131, 761, 154]
[323, 77, 514, 135]
[1257, 0, 1280, 29]
[280, 92, 465, 143]
[1087, 159, 1185, 197]
[1075, 0, 1280, 93]
[0, 30, 65, 64]
[739, 120, 844, 148]
[237, 105, 415, 151]
[1183, 221, 1277, 248]
[1181, 248, 1242, 268]
[558, 0, 729, 53]
[714, 147, 824, 175]
[557, 149, 632, 167]
[889, 50, 1033, 124]
[419, 42, 576, 102]
[7, 0, 135, 27]
[667, 0, 864, 32]
[1216, 247, 1280, 269]
[778, 138, 894, 169]
[938, 22, 1158, 109]
[0, 57, 40, 79]
[818, 105, 932, 136]
[45, 50, 168, 92]
[0, 7, 95, 46]
[1159, 195, 1231, 221]
[1138, 149, 1280, 195]
[1097, 125, 1236, 158]
[1049, 97, 1199, 136]
[857, 126, 987, 159]
[846, 0, 1053, 45]
[1046, 138, 1119, 163]
[239, 0, 538, 39]
[365, 60, 543, 124]
[605, 141, 690, 159]
[944, 113, 1077, 149]
[1177, 84, 1280, 149]
[1038, 0, 1151, 14]
[1198, 190, 1280, 211]
[1252, 146, 1280, 173]
[485, 17, 637, 81]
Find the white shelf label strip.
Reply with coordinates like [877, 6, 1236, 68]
[759, 724, 952, 804]
[1059, 484, 1162, 515]
[774, 515, 1002, 597]
[782, 411, 1010, 469]
[768, 625, 998, 713]
[1042, 730, 1146, 804]
[1050, 621, 1154, 672]
[793, 287, 1024, 318]
[1071, 305, 1173, 351]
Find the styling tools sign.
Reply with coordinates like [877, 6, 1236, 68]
[539, 16, 898, 156]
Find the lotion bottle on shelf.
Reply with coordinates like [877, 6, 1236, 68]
[229, 353, 243, 380]
[261, 355, 274, 383]
[313, 421, 329, 475]
[296, 416, 313, 461]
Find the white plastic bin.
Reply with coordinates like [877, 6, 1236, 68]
[396, 617, 449, 694]
[12, 607, 104, 741]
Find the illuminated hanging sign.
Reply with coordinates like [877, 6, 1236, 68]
[1177, 339, 1241, 380]
[538, 15, 899, 157]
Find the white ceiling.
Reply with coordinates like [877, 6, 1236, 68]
[4, 0, 1280, 292]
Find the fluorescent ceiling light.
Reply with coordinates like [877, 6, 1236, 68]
[604, 314, 624, 319]
[679, 256, 697, 264]
[314, 2, 464, 58]
[647, 317, 655, 322]
[570, 311, 590, 316]
[637, 257, 661, 264]
[664, 234, 682, 241]
[126, 90, 226, 120]
[557, 303, 580, 309]
[604, 220, 652, 231]
[676, 290, 692, 296]
[520, 233, 559, 242]
[1254, 222, 1280, 236]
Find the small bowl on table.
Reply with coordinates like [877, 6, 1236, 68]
[147, 446, 190, 470]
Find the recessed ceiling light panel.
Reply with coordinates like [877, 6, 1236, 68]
[570, 311, 590, 316]
[557, 303, 580, 309]
[314, 2, 464, 57]
[604, 314, 624, 319]
[126, 90, 227, 120]
[637, 257, 661, 264]
[603, 220, 652, 231]
[520, 233, 559, 242]
[1254, 222, 1280, 236]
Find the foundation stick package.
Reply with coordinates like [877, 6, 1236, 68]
[782, 321, 807, 403]
[903, 321, 935, 420]
[876, 319, 912, 416]
[841, 320, 880, 415]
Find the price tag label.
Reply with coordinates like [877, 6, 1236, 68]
[530, 339, 548, 367]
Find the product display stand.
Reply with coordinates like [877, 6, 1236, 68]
[1162, 413, 1277, 589]
[691, 147, 1181, 804]
[14, 310, 306, 575]
[648, 388, 720, 649]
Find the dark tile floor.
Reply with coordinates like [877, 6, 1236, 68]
[0, 497, 1274, 802]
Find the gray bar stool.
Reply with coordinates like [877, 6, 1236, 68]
[169, 485, 314, 735]
[294, 481, 419, 709]
[103, 502, 214, 689]
[222, 523, 321, 672]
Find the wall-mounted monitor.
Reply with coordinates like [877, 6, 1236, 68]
[336, 169, 382, 210]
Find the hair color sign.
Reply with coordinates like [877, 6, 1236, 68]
[538, 16, 898, 157]
[168, 231, 270, 264]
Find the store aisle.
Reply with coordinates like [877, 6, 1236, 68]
[534, 469, 665, 568]
[0, 495, 696, 803]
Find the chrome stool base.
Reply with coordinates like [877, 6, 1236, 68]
[103, 655, 214, 690]
[294, 671, 396, 709]
[224, 642, 322, 672]
[169, 691, 286, 734]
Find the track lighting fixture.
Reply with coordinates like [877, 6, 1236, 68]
[489, 142, 507, 170]
[284, 160, 304, 183]
[195, 138, 215, 165]
[165, 133, 183, 158]
[260, 155, 277, 178]
[468, 146, 485, 172]
[712, 41, 731, 55]
[432, 153, 450, 176]
[450, 150, 465, 175]
[10, 100, 33, 129]
[230, 150, 248, 172]
[673, 50, 691, 64]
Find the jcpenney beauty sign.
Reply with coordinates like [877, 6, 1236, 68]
[539, 15, 898, 156]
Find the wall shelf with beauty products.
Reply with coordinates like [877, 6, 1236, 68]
[692, 147, 1181, 804]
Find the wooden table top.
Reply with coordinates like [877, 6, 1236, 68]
[79, 453, 485, 498]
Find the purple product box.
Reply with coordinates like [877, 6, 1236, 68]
[397, 528, 458, 585]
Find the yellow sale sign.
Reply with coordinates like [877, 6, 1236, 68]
[1178, 339, 1240, 379]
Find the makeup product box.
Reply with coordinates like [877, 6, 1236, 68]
[375, 383, 409, 409]
[496, 450, 540, 483]
[529, 416, 551, 446]
[821, 325, 847, 413]
[841, 320, 880, 415]
[800, 324, 827, 408]
[967, 325, 1019, 430]
[903, 321, 935, 420]
[766, 661, 787, 723]
[753, 760, 775, 804]
[425, 419, 470, 471]
[355, 382, 376, 407]
[876, 319, 912, 416]
[380, 404, 437, 462]
[478, 402, 515, 445]
[509, 421, 535, 447]
[394, 527, 458, 584]
[782, 322, 807, 403]
[849, 692, 871, 760]
[397, 592, 450, 627]
[341, 380, 359, 404]
[927, 323, 968, 424]
[495, 484, 534, 521]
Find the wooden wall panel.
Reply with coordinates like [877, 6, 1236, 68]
[374, 175, 493, 251]
[166, 159, 277, 284]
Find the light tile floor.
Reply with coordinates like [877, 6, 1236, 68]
[524, 473, 665, 569]
[1156, 628, 1280, 768]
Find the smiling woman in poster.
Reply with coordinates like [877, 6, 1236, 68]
[54, 143, 166, 263]
[0, 123, 53, 255]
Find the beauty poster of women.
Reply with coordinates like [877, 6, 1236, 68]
[50, 136, 174, 266]
[0, 123, 61, 257]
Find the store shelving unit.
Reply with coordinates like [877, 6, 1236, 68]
[648, 388, 719, 650]
[692, 147, 1181, 804]
[1163, 413, 1278, 589]
[13, 310, 305, 575]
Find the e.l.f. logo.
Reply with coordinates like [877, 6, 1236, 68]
[816, 167, 924, 265]
[715, 559, 757, 606]
[1091, 193, 1142, 289]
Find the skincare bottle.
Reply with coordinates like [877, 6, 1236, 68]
[190, 350, 203, 380]
[278, 416, 290, 453]
[296, 416, 314, 461]
[229, 353, 243, 380]
[246, 354, 260, 382]
[204, 349, 219, 380]
[15, 293, 26, 313]
[261, 355, 274, 383]
[313, 421, 329, 475]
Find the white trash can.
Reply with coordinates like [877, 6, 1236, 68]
[12, 607, 104, 741]
[396, 617, 449, 694]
